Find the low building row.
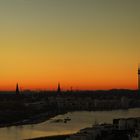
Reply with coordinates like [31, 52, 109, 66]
[69, 117, 140, 140]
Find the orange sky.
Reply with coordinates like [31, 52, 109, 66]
[0, 0, 140, 91]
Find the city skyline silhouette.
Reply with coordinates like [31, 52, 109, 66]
[0, 1, 140, 140]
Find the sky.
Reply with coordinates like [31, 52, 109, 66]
[0, 0, 140, 91]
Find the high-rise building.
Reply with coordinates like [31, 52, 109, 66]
[138, 68, 140, 90]
[16, 83, 20, 94]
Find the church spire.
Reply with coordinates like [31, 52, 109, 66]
[16, 83, 20, 94]
[57, 83, 61, 93]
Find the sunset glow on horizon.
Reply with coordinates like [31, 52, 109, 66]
[0, 0, 140, 91]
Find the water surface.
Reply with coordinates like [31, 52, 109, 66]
[0, 108, 140, 140]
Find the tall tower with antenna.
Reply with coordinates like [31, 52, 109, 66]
[138, 68, 140, 90]
[16, 83, 20, 94]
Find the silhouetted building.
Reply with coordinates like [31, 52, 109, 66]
[138, 68, 140, 90]
[16, 83, 20, 94]
[57, 83, 61, 93]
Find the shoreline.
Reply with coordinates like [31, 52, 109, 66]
[25, 134, 71, 140]
[0, 111, 67, 128]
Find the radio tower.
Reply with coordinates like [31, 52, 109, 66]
[138, 67, 140, 90]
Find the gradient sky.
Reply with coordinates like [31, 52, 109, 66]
[0, 0, 140, 91]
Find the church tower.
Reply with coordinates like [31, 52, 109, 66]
[16, 83, 20, 94]
[57, 83, 61, 93]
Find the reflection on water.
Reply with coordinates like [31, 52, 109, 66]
[0, 108, 140, 140]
